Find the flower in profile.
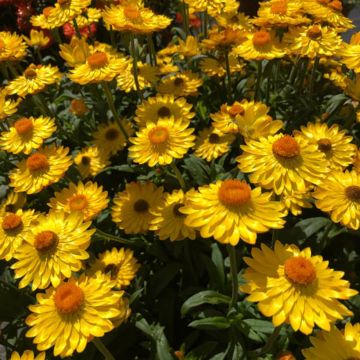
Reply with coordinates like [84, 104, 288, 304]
[88, 247, 140, 288]
[111, 182, 164, 234]
[59, 37, 90, 67]
[216, 12, 253, 32]
[237, 133, 330, 195]
[313, 170, 360, 230]
[241, 241, 357, 334]
[194, 127, 235, 162]
[200, 55, 244, 78]
[201, 27, 246, 51]
[24, 29, 51, 49]
[0, 209, 37, 261]
[0, 88, 21, 121]
[185, 0, 239, 17]
[9, 144, 72, 194]
[182, 179, 286, 245]
[12, 211, 94, 290]
[25, 273, 123, 357]
[134, 94, 195, 127]
[150, 189, 196, 241]
[129, 117, 195, 167]
[0, 191, 26, 215]
[0, 116, 56, 155]
[74, 146, 110, 178]
[339, 32, 360, 73]
[10, 351, 45, 360]
[113, 296, 131, 327]
[0, 31, 27, 62]
[48, 181, 109, 221]
[177, 36, 200, 58]
[302, 323, 360, 359]
[6, 64, 62, 98]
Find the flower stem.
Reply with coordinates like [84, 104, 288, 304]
[254, 61, 262, 101]
[129, 34, 144, 101]
[182, 0, 190, 37]
[227, 245, 238, 311]
[147, 35, 157, 66]
[72, 18, 82, 39]
[170, 162, 186, 189]
[309, 56, 320, 96]
[224, 51, 232, 102]
[93, 338, 116, 360]
[248, 325, 282, 358]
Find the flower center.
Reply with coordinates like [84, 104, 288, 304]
[307, 26, 322, 40]
[174, 77, 184, 87]
[26, 153, 49, 172]
[87, 52, 108, 70]
[105, 127, 119, 140]
[43, 7, 53, 17]
[218, 180, 252, 206]
[57, 0, 70, 6]
[284, 257, 316, 285]
[54, 282, 85, 315]
[14, 118, 34, 135]
[317, 138, 332, 152]
[272, 135, 300, 158]
[173, 203, 185, 217]
[104, 263, 119, 279]
[2, 213, 22, 231]
[24, 67, 37, 79]
[329, 0, 342, 11]
[81, 156, 90, 165]
[133, 199, 149, 213]
[345, 185, 360, 202]
[252, 31, 271, 47]
[123, 5, 141, 20]
[34, 230, 58, 253]
[148, 126, 169, 145]
[157, 106, 172, 118]
[209, 133, 220, 144]
[70, 99, 88, 116]
[271, 0, 287, 14]
[228, 103, 245, 116]
[69, 194, 88, 211]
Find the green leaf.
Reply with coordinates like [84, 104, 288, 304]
[188, 316, 231, 330]
[185, 341, 218, 360]
[183, 155, 211, 185]
[211, 243, 225, 291]
[236, 319, 275, 343]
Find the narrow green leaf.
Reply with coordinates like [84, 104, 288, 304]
[188, 316, 231, 330]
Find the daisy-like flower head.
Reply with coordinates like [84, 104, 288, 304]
[216, 12, 253, 32]
[129, 117, 195, 167]
[31, 7, 58, 29]
[185, 0, 239, 17]
[297, 122, 356, 170]
[241, 240, 358, 334]
[200, 55, 244, 78]
[0, 31, 27, 62]
[112, 181, 164, 234]
[157, 71, 203, 97]
[0, 88, 21, 121]
[48, 181, 109, 221]
[303, 322, 360, 359]
[177, 35, 200, 58]
[88, 247, 140, 288]
[313, 170, 360, 230]
[9, 144, 73, 194]
[339, 32, 360, 73]
[72, 7, 102, 27]
[12, 211, 94, 290]
[6, 64, 62, 98]
[24, 29, 51, 49]
[25, 273, 123, 357]
[181, 179, 286, 245]
[0, 191, 26, 215]
[194, 127, 235, 162]
[0, 116, 56, 155]
[201, 28, 247, 51]
[0, 209, 37, 261]
[237, 133, 330, 195]
[59, 37, 90, 67]
[10, 351, 45, 360]
[280, 189, 313, 216]
[150, 189, 197, 241]
[135, 94, 194, 127]
[74, 146, 110, 178]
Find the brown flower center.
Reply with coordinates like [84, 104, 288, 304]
[24, 67, 37, 79]
[307, 26, 322, 40]
[157, 106, 172, 118]
[2, 213, 22, 231]
[174, 77, 184, 87]
[252, 31, 271, 47]
[317, 138, 332, 152]
[70, 99, 88, 116]
[123, 5, 141, 20]
[329, 0, 342, 11]
[87, 52, 108, 70]
[148, 126, 169, 145]
[81, 156, 90, 165]
[54, 282, 85, 314]
[57, 0, 70, 6]
[173, 203, 185, 217]
[345, 185, 360, 202]
[42, 7, 53, 17]
[272, 135, 300, 158]
[209, 133, 220, 144]
[14, 118, 33, 135]
[218, 180, 252, 206]
[133, 199, 149, 213]
[69, 194, 88, 211]
[271, 0, 288, 14]
[105, 128, 119, 140]
[34, 230, 58, 253]
[26, 153, 49, 172]
[284, 257, 316, 285]
[228, 103, 245, 116]
[104, 263, 119, 279]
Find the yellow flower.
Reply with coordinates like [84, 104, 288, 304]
[129, 117, 195, 167]
[313, 170, 360, 230]
[0, 88, 21, 121]
[0, 191, 26, 215]
[241, 240, 357, 334]
[59, 37, 90, 67]
[112, 181, 164, 234]
[9, 144, 72, 194]
[12, 211, 94, 290]
[10, 351, 45, 360]
[113, 296, 131, 327]
[0, 31, 27, 62]
[185, 0, 239, 17]
[24, 29, 51, 48]
[345, 74, 360, 101]
[280, 189, 313, 216]
[134, 94, 195, 127]
[200, 55, 244, 78]
[74, 146, 110, 178]
[0, 209, 37, 261]
[353, 149, 360, 173]
[150, 189, 196, 241]
[303, 323, 360, 359]
[237, 134, 330, 195]
[88, 247, 140, 288]
[297, 122, 356, 170]
[340, 32, 360, 73]
[201, 27, 246, 51]
[74, 7, 102, 27]
[177, 36, 200, 57]
[216, 12, 253, 32]
[49, 181, 109, 221]
[0, 116, 56, 155]
[324, 68, 348, 89]
[182, 179, 286, 245]
[6, 64, 62, 98]
[31, 7, 57, 29]
[194, 127, 235, 162]
[25, 273, 123, 357]
[157, 71, 203, 97]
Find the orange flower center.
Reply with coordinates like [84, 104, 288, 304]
[81, 156, 90, 165]
[43, 7, 53, 17]
[14, 118, 34, 135]
[123, 5, 141, 20]
[173, 203, 185, 217]
[87, 52, 109, 70]
[157, 106, 172, 118]
[317, 138, 332, 152]
[272, 135, 300, 158]
[54, 282, 85, 314]
[70, 99, 88, 116]
[218, 179, 252, 206]
[2, 213, 22, 231]
[24, 67, 37, 79]
[252, 31, 271, 47]
[105, 128, 119, 140]
[284, 257, 316, 285]
[329, 0, 342, 11]
[69, 194, 88, 211]
[209, 133, 220, 144]
[228, 103, 245, 116]
[317, 0, 330, 4]
[0, 39, 5, 50]
[148, 126, 169, 145]
[174, 77, 185, 87]
[271, 0, 288, 14]
[34, 230, 58, 253]
[26, 153, 49, 172]
[133, 199, 149, 213]
[345, 185, 360, 202]
[307, 26, 322, 40]
[278, 351, 296, 360]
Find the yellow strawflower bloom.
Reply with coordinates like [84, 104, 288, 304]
[0, 88, 21, 121]
[0, 31, 27, 62]
[10, 351, 45, 360]
[339, 32, 360, 73]
[74, 146, 110, 178]
[59, 37, 90, 67]
[24, 29, 51, 48]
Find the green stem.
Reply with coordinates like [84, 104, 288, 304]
[170, 162, 186, 189]
[182, 0, 190, 36]
[147, 35, 157, 66]
[94, 228, 136, 246]
[102, 82, 129, 140]
[309, 56, 320, 96]
[93, 338, 116, 360]
[6, 62, 19, 77]
[224, 51, 232, 102]
[227, 245, 238, 311]
[203, 11, 208, 38]
[72, 18, 82, 39]
[254, 61, 262, 101]
[52, 28, 62, 43]
[129, 34, 144, 101]
[248, 325, 282, 358]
